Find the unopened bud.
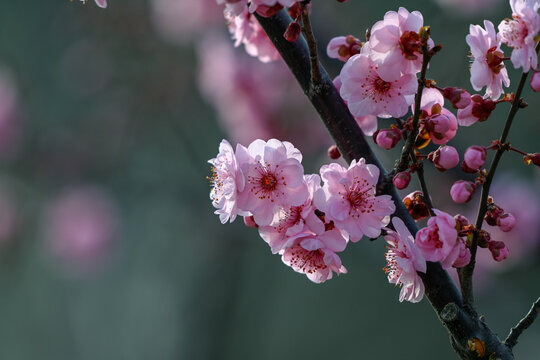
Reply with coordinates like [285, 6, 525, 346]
[450, 180, 476, 203]
[373, 128, 402, 150]
[497, 213, 516, 232]
[393, 171, 411, 190]
[531, 70, 540, 92]
[462, 145, 487, 173]
[284, 21, 301, 42]
[485, 204, 504, 226]
[255, 4, 283, 17]
[328, 145, 341, 159]
[428, 145, 459, 172]
[443, 87, 471, 109]
[488, 240, 509, 262]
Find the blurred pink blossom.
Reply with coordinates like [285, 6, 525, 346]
[43, 186, 120, 275]
[0, 69, 22, 160]
[434, 0, 502, 17]
[150, 0, 222, 44]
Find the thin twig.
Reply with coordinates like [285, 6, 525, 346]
[300, 1, 322, 90]
[409, 151, 436, 216]
[394, 43, 430, 174]
[459, 42, 539, 310]
[505, 297, 540, 348]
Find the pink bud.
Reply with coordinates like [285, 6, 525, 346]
[426, 114, 450, 140]
[488, 240, 509, 262]
[462, 145, 487, 173]
[485, 205, 504, 226]
[428, 146, 459, 172]
[243, 216, 258, 228]
[454, 214, 471, 231]
[443, 87, 471, 109]
[284, 21, 301, 42]
[452, 240, 471, 268]
[373, 128, 402, 150]
[393, 171, 411, 190]
[531, 71, 540, 92]
[450, 180, 476, 203]
[497, 213, 516, 232]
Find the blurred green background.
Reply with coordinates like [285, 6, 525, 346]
[0, 0, 538, 359]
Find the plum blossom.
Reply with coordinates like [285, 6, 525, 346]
[315, 159, 395, 242]
[384, 217, 427, 303]
[339, 47, 417, 118]
[225, 8, 280, 63]
[208, 139, 250, 224]
[466, 20, 510, 100]
[217, 0, 248, 15]
[498, 0, 540, 72]
[457, 94, 497, 126]
[43, 186, 119, 274]
[333, 75, 378, 136]
[237, 139, 308, 226]
[258, 174, 324, 254]
[453, 239, 471, 268]
[248, 0, 298, 13]
[281, 228, 348, 283]
[415, 209, 460, 269]
[369, 7, 433, 81]
[327, 35, 363, 62]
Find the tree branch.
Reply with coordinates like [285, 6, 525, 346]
[255, 10, 514, 360]
[505, 297, 540, 349]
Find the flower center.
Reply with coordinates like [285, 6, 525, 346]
[288, 246, 327, 274]
[486, 47, 505, 74]
[399, 31, 421, 60]
[373, 77, 391, 94]
[500, 16, 528, 48]
[261, 174, 277, 190]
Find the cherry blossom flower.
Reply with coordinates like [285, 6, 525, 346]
[384, 217, 427, 303]
[339, 48, 417, 118]
[43, 186, 119, 275]
[327, 35, 363, 62]
[314, 159, 395, 241]
[248, 0, 298, 13]
[466, 20, 510, 100]
[498, 0, 540, 72]
[225, 8, 280, 63]
[237, 139, 309, 226]
[281, 228, 348, 283]
[258, 174, 324, 254]
[369, 7, 433, 81]
[415, 209, 460, 269]
[452, 239, 471, 268]
[209, 139, 250, 224]
[333, 75, 379, 136]
[217, 0, 248, 15]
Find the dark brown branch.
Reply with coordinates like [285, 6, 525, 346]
[460, 43, 539, 310]
[255, 10, 514, 360]
[394, 43, 430, 174]
[505, 297, 540, 349]
[300, 2, 322, 88]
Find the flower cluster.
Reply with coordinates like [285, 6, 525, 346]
[209, 138, 396, 283]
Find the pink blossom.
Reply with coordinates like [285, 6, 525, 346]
[225, 8, 280, 63]
[531, 70, 540, 91]
[428, 146, 460, 172]
[339, 48, 417, 118]
[281, 228, 348, 283]
[466, 20, 510, 100]
[43, 186, 119, 275]
[237, 139, 308, 226]
[315, 159, 395, 241]
[497, 212, 516, 232]
[209, 139, 249, 224]
[457, 94, 497, 126]
[452, 239, 471, 268]
[384, 217, 426, 303]
[0, 69, 22, 160]
[248, 0, 298, 13]
[258, 174, 324, 254]
[450, 180, 476, 203]
[369, 7, 433, 81]
[217, 0, 248, 15]
[333, 75, 379, 136]
[151, 0, 222, 43]
[498, 0, 540, 72]
[462, 145, 487, 173]
[327, 35, 363, 62]
[415, 209, 460, 269]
